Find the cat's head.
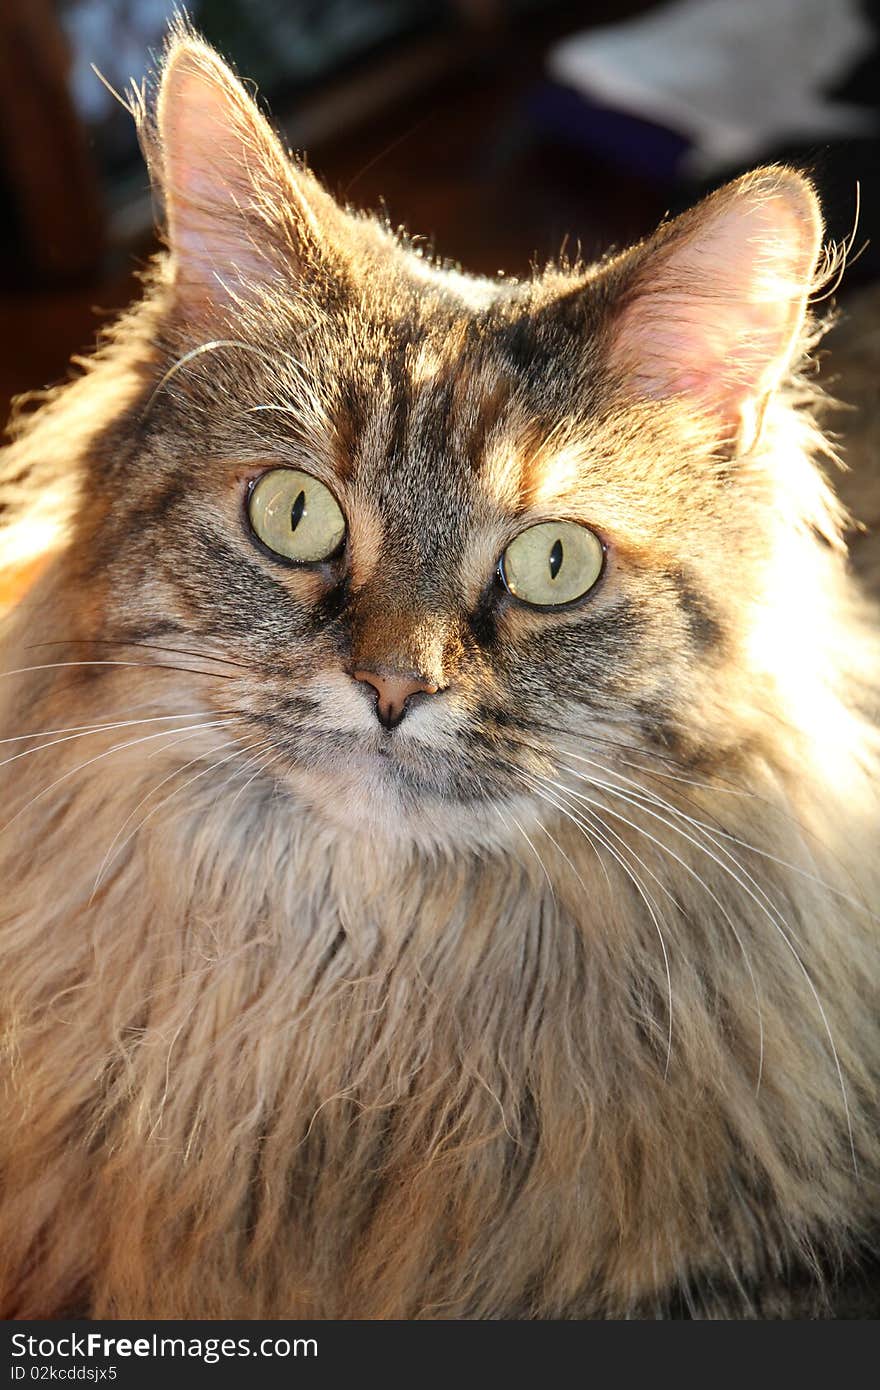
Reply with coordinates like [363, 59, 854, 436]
[44, 36, 843, 847]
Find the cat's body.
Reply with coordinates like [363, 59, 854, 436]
[0, 34, 878, 1318]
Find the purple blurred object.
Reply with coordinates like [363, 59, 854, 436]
[529, 79, 690, 183]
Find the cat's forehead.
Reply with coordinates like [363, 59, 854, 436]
[316, 276, 599, 517]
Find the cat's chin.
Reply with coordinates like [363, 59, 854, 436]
[280, 750, 530, 854]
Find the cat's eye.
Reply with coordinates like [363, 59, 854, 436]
[499, 520, 604, 609]
[247, 468, 346, 563]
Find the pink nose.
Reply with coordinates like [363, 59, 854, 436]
[352, 669, 439, 729]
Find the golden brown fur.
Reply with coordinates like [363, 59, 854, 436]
[0, 32, 878, 1318]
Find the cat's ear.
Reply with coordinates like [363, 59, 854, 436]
[150, 35, 334, 317]
[607, 170, 823, 447]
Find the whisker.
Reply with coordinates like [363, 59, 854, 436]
[0, 718, 239, 843]
[545, 730, 873, 920]
[556, 762, 852, 1155]
[142, 339, 268, 418]
[29, 639, 253, 673]
[533, 711, 875, 898]
[522, 769, 675, 1080]
[561, 757, 793, 942]
[627, 766, 878, 921]
[0, 659, 239, 683]
[494, 805, 555, 904]
[528, 716, 756, 796]
[223, 739, 284, 814]
[612, 754, 755, 797]
[529, 767, 764, 1094]
[91, 733, 268, 897]
[0, 710, 235, 763]
[529, 786, 612, 897]
[102, 736, 279, 885]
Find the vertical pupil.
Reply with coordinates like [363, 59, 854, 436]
[290, 489, 307, 533]
[549, 538, 564, 580]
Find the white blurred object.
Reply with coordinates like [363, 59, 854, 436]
[548, 0, 878, 175]
[60, 0, 176, 122]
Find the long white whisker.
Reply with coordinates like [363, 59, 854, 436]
[495, 805, 555, 904]
[0, 710, 232, 766]
[531, 766, 766, 1094]
[100, 737, 264, 872]
[529, 786, 612, 897]
[560, 753, 788, 930]
[28, 638, 251, 673]
[91, 734, 268, 897]
[562, 759, 796, 946]
[624, 765, 876, 920]
[613, 755, 756, 797]
[523, 789, 597, 896]
[142, 339, 269, 416]
[223, 739, 284, 814]
[531, 716, 740, 788]
[0, 719, 238, 842]
[0, 660, 235, 682]
[555, 763, 854, 1164]
[0, 709, 224, 746]
[522, 770, 674, 1080]
[556, 735, 866, 913]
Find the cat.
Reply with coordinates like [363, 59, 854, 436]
[0, 28, 878, 1319]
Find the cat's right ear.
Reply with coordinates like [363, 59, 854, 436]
[146, 34, 337, 319]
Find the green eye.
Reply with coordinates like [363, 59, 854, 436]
[499, 520, 604, 608]
[248, 468, 345, 563]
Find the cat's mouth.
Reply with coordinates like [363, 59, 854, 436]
[327, 734, 468, 797]
[281, 724, 510, 809]
[271, 726, 534, 848]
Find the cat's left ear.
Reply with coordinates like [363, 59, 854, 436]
[606, 169, 824, 448]
[148, 33, 339, 318]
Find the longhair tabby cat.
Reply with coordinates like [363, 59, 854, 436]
[0, 30, 878, 1320]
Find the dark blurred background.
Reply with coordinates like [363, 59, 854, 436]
[1, 0, 879, 429]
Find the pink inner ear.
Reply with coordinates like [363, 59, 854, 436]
[157, 43, 295, 311]
[610, 177, 822, 431]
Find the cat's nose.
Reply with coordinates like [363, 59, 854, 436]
[352, 668, 439, 729]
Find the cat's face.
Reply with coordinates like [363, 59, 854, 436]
[70, 38, 825, 846]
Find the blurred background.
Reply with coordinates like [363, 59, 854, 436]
[1, 0, 879, 430]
